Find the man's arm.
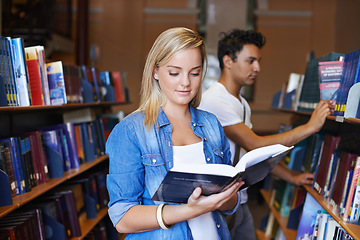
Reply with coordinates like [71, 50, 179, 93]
[223, 100, 333, 151]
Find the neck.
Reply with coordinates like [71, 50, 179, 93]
[218, 73, 242, 100]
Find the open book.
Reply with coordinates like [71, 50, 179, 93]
[151, 144, 293, 203]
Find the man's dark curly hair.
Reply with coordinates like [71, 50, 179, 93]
[217, 29, 266, 70]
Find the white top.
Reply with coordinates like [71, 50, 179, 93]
[173, 141, 219, 240]
[198, 82, 252, 204]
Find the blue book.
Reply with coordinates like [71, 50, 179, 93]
[296, 193, 327, 240]
[39, 123, 80, 170]
[0, 75, 8, 106]
[2, 137, 25, 194]
[10, 37, 31, 106]
[46, 61, 67, 105]
[5, 37, 18, 106]
[334, 49, 360, 116]
[42, 130, 65, 178]
[90, 67, 101, 101]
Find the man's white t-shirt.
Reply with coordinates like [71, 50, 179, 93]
[198, 82, 252, 204]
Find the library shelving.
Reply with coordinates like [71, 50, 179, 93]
[258, 109, 360, 240]
[0, 101, 129, 239]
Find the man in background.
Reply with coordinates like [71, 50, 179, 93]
[198, 29, 333, 240]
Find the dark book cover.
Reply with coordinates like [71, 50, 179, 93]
[329, 152, 358, 211]
[313, 134, 341, 196]
[28, 131, 49, 184]
[58, 190, 82, 237]
[152, 144, 293, 203]
[303, 132, 325, 173]
[0, 36, 15, 106]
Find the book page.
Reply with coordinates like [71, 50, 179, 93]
[170, 163, 237, 177]
[235, 144, 293, 172]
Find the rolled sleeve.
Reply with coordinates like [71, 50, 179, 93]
[222, 191, 241, 215]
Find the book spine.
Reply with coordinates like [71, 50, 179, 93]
[24, 47, 45, 106]
[10, 38, 31, 106]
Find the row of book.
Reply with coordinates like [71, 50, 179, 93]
[311, 133, 360, 225]
[296, 193, 354, 240]
[0, 111, 124, 204]
[259, 125, 360, 240]
[0, 169, 114, 240]
[272, 48, 360, 119]
[0, 35, 129, 107]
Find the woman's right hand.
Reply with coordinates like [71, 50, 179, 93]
[184, 180, 244, 219]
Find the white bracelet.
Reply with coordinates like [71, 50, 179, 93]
[156, 203, 171, 230]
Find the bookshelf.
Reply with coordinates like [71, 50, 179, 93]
[260, 109, 360, 240]
[0, 102, 128, 239]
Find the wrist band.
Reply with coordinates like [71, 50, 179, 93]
[156, 203, 172, 230]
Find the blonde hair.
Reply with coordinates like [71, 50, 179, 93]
[137, 27, 207, 128]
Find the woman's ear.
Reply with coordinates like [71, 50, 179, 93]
[153, 67, 159, 81]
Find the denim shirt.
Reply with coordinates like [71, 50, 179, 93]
[106, 105, 240, 240]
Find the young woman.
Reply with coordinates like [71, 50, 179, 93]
[106, 27, 243, 240]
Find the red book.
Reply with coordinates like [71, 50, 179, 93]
[24, 47, 45, 106]
[313, 134, 340, 196]
[111, 71, 125, 102]
[329, 152, 358, 210]
[28, 131, 49, 184]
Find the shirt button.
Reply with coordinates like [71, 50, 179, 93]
[207, 157, 210, 161]
[217, 224, 220, 228]
[193, 123, 196, 127]
[221, 152, 223, 155]
[152, 159, 157, 163]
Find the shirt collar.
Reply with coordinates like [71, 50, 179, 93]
[157, 104, 204, 128]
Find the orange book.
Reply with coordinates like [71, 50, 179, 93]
[111, 71, 125, 102]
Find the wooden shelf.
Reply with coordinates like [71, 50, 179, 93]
[256, 229, 270, 240]
[303, 185, 360, 240]
[0, 155, 108, 218]
[260, 189, 297, 240]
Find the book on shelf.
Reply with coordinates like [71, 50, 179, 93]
[24, 46, 45, 106]
[111, 71, 125, 103]
[0, 36, 17, 106]
[90, 66, 102, 101]
[0, 140, 18, 196]
[297, 52, 344, 113]
[313, 134, 341, 196]
[334, 48, 360, 117]
[296, 193, 326, 240]
[318, 60, 344, 103]
[46, 61, 67, 105]
[9, 37, 32, 106]
[329, 152, 358, 212]
[152, 144, 293, 203]
[42, 130, 65, 179]
[99, 71, 116, 102]
[347, 156, 360, 224]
